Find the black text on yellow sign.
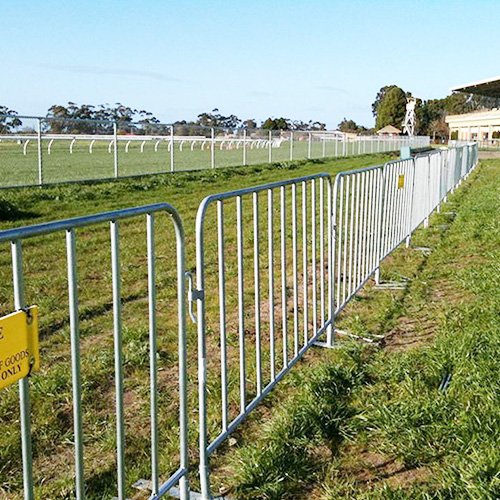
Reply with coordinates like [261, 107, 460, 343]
[0, 306, 39, 391]
[398, 174, 405, 189]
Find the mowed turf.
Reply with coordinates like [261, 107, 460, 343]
[0, 153, 396, 499]
[0, 138, 383, 187]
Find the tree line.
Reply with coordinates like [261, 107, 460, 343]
[2, 88, 499, 137]
[0, 103, 326, 135]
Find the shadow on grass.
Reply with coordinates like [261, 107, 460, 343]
[0, 199, 38, 221]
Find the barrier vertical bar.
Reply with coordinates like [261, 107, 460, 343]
[12, 240, 34, 500]
[37, 118, 43, 185]
[253, 192, 262, 395]
[290, 131, 294, 161]
[308, 132, 312, 159]
[302, 181, 308, 345]
[374, 168, 386, 285]
[110, 221, 125, 500]
[146, 214, 159, 495]
[291, 183, 299, 355]
[280, 186, 288, 367]
[236, 196, 246, 412]
[113, 122, 119, 178]
[196, 212, 211, 500]
[217, 201, 228, 431]
[174, 212, 189, 500]
[267, 189, 276, 381]
[66, 229, 85, 500]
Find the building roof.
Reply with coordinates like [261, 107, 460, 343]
[377, 125, 401, 135]
[451, 76, 500, 98]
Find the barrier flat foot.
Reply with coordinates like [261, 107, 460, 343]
[374, 281, 407, 290]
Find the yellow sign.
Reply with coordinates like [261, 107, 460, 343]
[398, 174, 405, 189]
[0, 306, 39, 391]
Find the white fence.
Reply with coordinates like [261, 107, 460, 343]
[0, 114, 430, 187]
[0, 143, 477, 499]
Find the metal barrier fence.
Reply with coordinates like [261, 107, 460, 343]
[0, 114, 429, 188]
[193, 174, 334, 496]
[192, 143, 477, 497]
[0, 205, 188, 500]
[0, 143, 477, 499]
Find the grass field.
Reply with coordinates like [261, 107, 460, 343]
[0, 138, 390, 187]
[225, 160, 499, 499]
[0, 153, 397, 499]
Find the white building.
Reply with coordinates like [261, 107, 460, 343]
[446, 109, 500, 141]
[446, 76, 500, 141]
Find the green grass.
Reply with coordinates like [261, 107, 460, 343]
[0, 138, 388, 187]
[0, 153, 396, 499]
[228, 160, 500, 499]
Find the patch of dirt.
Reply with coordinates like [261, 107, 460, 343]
[339, 446, 431, 490]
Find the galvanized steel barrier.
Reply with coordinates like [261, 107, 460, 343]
[0, 204, 189, 500]
[193, 143, 478, 497]
[193, 173, 334, 497]
[0, 143, 477, 499]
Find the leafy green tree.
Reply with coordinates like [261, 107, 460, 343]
[372, 85, 400, 118]
[0, 106, 22, 133]
[242, 119, 257, 129]
[375, 87, 407, 130]
[338, 117, 366, 133]
[261, 117, 291, 130]
[196, 109, 241, 129]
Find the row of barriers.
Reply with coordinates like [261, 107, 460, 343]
[0, 143, 477, 499]
[0, 113, 430, 187]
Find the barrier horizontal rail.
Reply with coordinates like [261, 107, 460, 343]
[0, 204, 188, 500]
[0, 143, 477, 499]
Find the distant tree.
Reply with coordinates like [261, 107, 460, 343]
[196, 109, 242, 129]
[375, 87, 407, 131]
[0, 106, 22, 133]
[242, 119, 257, 129]
[261, 117, 291, 130]
[428, 118, 449, 141]
[307, 120, 326, 130]
[337, 117, 366, 133]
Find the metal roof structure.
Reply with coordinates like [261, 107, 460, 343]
[451, 76, 500, 98]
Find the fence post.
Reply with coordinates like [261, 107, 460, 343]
[211, 128, 215, 169]
[113, 122, 119, 178]
[268, 130, 272, 163]
[290, 131, 294, 161]
[307, 132, 312, 159]
[37, 118, 43, 185]
[169, 126, 175, 172]
[243, 128, 247, 166]
[322, 134, 326, 158]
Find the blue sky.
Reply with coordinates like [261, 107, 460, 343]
[1, 0, 499, 128]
